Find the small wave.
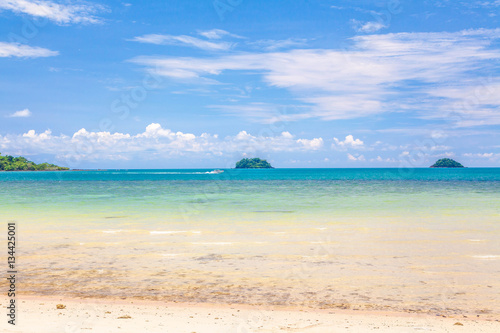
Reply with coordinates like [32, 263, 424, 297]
[111, 171, 218, 175]
[101, 229, 126, 234]
[150, 230, 201, 235]
[151, 230, 187, 235]
[471, 255, 500, 260]
[191, 242, 234, 246]
[254, 210, 294, 213]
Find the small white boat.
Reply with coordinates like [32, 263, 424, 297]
[206, 169, 224, 174]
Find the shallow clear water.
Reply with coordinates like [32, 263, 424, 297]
[1, 168, 499, 316]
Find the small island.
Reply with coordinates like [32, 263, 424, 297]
[0, 153, 69, 171]
[430, 158, 464, 168]
[235, 158, 273, 169]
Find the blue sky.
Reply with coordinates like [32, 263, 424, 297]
[0, 0, 499, 168]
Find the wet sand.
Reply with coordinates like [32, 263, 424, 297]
[1, 296, 499, 333]
[10, 217, 500, 320]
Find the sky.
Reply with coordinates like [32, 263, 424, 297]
[0, 0, 499, 169]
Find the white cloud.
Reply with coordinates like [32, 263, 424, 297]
[0, 124, 325, 162]
[0, 0, 105, 24]
[0, 42, 58, 58]
[130, 29, 500, 126]
[371, 156, 396, 163]
[23, 129, 50, 139]
[425, 81, 500, 127]
[429, 145, 452, 151]
[297, 138, 324, 150]
[248, 38, 308, 51]
[209, 103, 311, 124]
[129, 34, 233, 51]
[197, 29, 242, 40]
[463, 152, 496, 158]
[351, 20, 387, 33]
[333, 135, 364, 149]
[7, 108, 32, 117]
[465, 1, 500, 8]
[347, 153, 365, 161]
[229, 130, 323, 152]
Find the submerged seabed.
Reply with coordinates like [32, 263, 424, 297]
[1, 168, 499, 318]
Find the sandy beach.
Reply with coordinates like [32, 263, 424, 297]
[1, 296, 499, 333]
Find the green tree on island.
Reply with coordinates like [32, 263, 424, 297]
[430, 158, 464, 168]
[235, 158, 273, 169]
[0, 153, 69, 171]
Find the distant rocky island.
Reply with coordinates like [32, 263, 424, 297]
[0, 153, 69, 171]
[235, 158, 273, 169]
[430, 158, 464, 168]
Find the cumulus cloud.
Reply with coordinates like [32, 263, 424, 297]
[297, 138, 324, 150]
[229, 130, 323, 152]
[0, 124, 325, 163]
[0, 0, 105, 24]
[7, 108, 32, 117]
[333, 135, 364, 149]
[0, 42, 58, 58]
[371, 156, 396, 163]
[347, 153, 365, 161]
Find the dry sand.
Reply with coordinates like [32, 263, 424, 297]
[1, 296, 498, 333]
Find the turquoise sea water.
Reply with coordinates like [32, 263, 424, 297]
[1, 168, 499, 225]
[1, 168, 499, 315]
[1, 167, 500, 181]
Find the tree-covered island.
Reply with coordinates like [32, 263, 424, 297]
[430, 158, 464, 168]
[235, 158, 273, 169]
[0, 153, 69, 171]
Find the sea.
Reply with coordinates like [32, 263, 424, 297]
[1, 168, 499, 317]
